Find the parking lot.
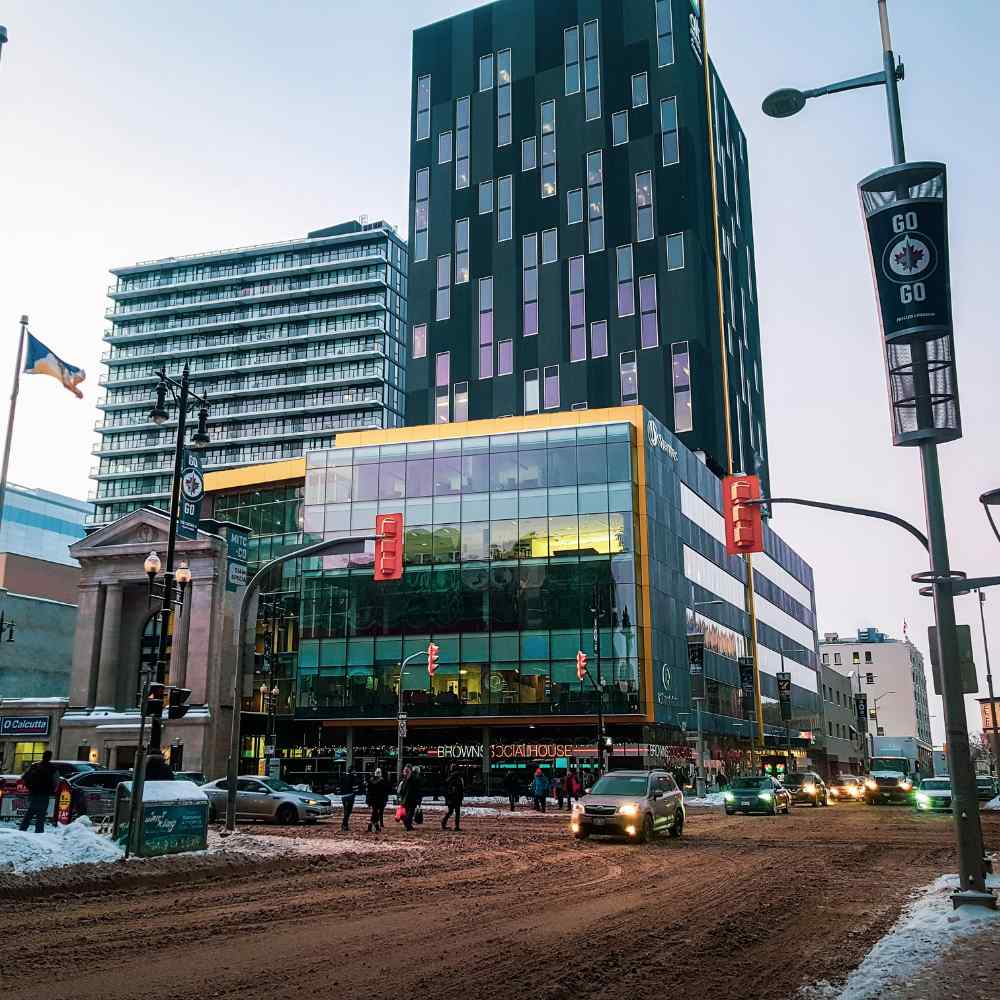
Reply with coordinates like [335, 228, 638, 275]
[2, 803, 998, 1000]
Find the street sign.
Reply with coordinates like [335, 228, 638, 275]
[854, 692, 869, 733]
[928, 625, 978, 695]
[177, 449, 205, 540]
[776, 671, 792, 722]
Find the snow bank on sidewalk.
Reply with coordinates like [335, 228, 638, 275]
[802, 874, 1000, 1000]
[982, 794, 1000, 811]
[682, 792, 726, 807]
[0, 817, 122, 873]
[207, 830, 421, 858]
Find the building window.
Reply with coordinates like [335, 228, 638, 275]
[587, 151, 604, 253]
[412, 323, 427, 359]
[498, 340, 513, 376]
[564, 26, 580, 95]
[479, 179, 494, 214]
[454, 381, 469, 422]
[479, 277, 494, 379]
[852, 651, 860, 665]
[541, 100, 557, 198]
[583, 19, 601, 121]
[414, 167, 429, 262]
[479, 53, 494, 92]
[821, 652, 829, 665]
[522, 234, 539, 336]
[639, 274, 658, 349]
[524, 368, 539, 414]
[567, 188, 584, 225]
[455, 219, 470, 284]
[671, 341, 692, 431]
[436, 255, 451, 321]
[435, 351, 450, 423]
[620, 351, 638, 404]
[455, 97, 470, 190]
[834, 652, 842, 665]
[569, 256, 586, 363]
[416, 75, 431, 141]
[616, 245, 635, 318]
[631, 71, 648, 108]
[497, 49, 512, 146]
[865, 651, 873, 664]
[543, 365, 560, 409]
[497, 175, 513, 242]
[438, 130, 453, 164]
[541, 228, 558, 264]
[612, 110, 629, 146]
[666, 232, 685, 270]
[590, 320, 608, 359]
[636, 170, 654, 242]
[660, 97, 679, 166]
[522, 136, 537, 171]
[655, 0, 674, 68]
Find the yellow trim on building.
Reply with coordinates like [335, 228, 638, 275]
[204, 458, 306, 493]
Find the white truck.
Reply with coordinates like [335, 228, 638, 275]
[864, 737, 926, 804]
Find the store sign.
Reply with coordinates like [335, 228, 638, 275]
[854, 692, 869, 734]
[776, 672, 792, 722]
[177, 449, 205, 540]
[647, 420, 679, 461]
[0, 716, 49, 737]
[689, 2, 703, 65]
[738, 656, 756, 720]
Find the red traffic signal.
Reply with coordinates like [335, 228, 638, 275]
[374, 513, 404, 582]
[427, 642, 440, 677]
[145, 682, 166, 719]
[576, 650, 588, 682]
[722, 474, 764, 556]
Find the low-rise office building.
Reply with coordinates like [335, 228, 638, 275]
[817, 663, 863, 775]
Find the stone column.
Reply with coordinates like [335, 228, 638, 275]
[70, 583, 104, 708]
[96, 582, 123, 708]
[184, 577, 216, 705]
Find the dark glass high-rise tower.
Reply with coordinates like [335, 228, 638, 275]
[406, 0, 768, 490]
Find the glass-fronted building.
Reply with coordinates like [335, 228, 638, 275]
[211, 406, 821, 789]
[91, 218, 408, 527]
[0, 484, 89, 566]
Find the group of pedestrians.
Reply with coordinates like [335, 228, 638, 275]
[502, 766, 586, 813]
[337, 763, 465, 834]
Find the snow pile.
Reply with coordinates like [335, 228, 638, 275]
[207, 830, 421, 858]
[801, 874, 1000, 1000]
[117, 780, 207, 803]
[682, 791, 727, 808]
[0, 817, 122, 874]
[982, 794, 1000, 811]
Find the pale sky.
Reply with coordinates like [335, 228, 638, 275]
[1, 1, 998, 743]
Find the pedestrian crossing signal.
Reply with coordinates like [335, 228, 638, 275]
[576, 650, 588, 682]
[427, 642, 440, 677]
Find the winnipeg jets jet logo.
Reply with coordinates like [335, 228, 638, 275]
[883, 232, 936, 282]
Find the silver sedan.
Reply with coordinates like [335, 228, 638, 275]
[201, 776, 333, 824]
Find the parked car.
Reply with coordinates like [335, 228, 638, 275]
[52, 760, 104, 779]
[570, 770, 684, 842]
[723, 776, 791, 815]
[975, 776, 999, 802]
[67, 769, 132, 819]
[200, 776, 333, 824]
[173, 771, 207, 786]
[782, 771, 830, 807]
[914, 777, 952, 812]
[828, 775, 864, 801]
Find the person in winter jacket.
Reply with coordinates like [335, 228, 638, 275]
[504, 769, 521, 812]
[555, 772, 565, 810]
[564, 769, 582, 810]
[19, 750, 58, 833]
[441, 764, 465, 831]
[339, 767, 359, 830]
[402, 765, 423, 831]
[366, 768, 389, 832]
[531, 768, 549, 813]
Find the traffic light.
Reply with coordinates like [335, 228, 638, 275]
[168, 687, 192, 720]
[722, 474, 764, 556]
[427, 642, 440, 677]
[374, 513, 404, 582]
[576, 650, 588, 682]
[145, 682, 166, 719]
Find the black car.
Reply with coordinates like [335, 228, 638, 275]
[723, 776, 791, 815]
[67, 769, 132, 819]
[975, 776, 999, 802]
[52, 760, 104, 779]
[782, 771, 830, 807]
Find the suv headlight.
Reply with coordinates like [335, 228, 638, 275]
[618, 803, 640, 817]
[915, 793, 930, 808]
[758, 791, 773, 801]
[723, 791, 735, 802]
[803, 782, 817, 795]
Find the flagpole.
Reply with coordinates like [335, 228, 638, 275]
[0, 316, 28, 540]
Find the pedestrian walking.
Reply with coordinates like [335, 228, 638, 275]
[504, 769, 520, 812]
[18, 750, 58, 834]
[531, 768, 549, 813]
[555, 772, 565, 811]
[366, 768, 389, 832]
[339, 766, 359, 831]
[565, 769, 582, 809]
[402, 765, 423, 831]
[441, 764, 465, 831]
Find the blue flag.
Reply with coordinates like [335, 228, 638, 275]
[23, 333, 86, 399]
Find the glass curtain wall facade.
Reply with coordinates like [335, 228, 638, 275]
[406, 0, 769, 492]
[92, 219, 408, 526]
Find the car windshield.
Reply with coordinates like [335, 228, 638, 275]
[259, 778, 298, 792]
[921, 779, 950, 790]
[732, 778, 771, 790]
[786, 773, 810, 783]
[590, 775, 649, 796]
[976, 778, 993, 786]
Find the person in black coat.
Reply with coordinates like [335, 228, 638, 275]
[365, 768, 389, 832]
[340, 767, 359, 831]
[19, 751, 58, 833]
[402, 766, 423, 831]
[441, 764, 465, 831]
[504, 769, 521, 812]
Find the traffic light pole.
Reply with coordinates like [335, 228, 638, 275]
[396, 649, 430, 792]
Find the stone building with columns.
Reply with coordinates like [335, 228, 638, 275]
[57, 508, 246, 774]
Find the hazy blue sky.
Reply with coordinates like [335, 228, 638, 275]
[1, 1, 997, 742]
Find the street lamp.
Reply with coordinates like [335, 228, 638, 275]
[764, 0, 992, 909]
[976, 591, 1000, 775]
